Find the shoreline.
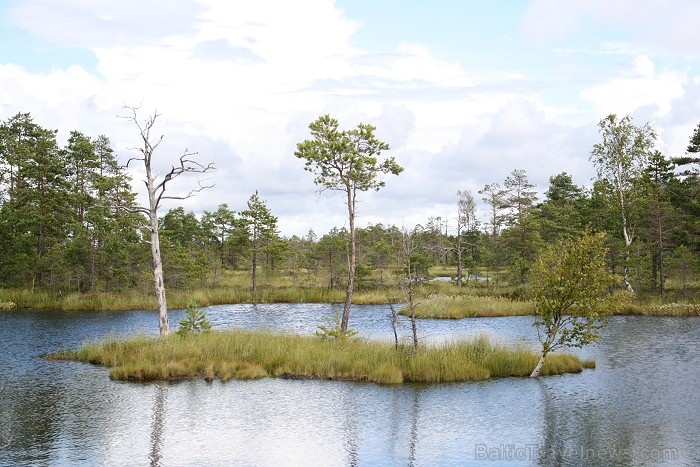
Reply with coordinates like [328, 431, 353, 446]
[2, 286, 699, 317]
[47, 329, 595, 384]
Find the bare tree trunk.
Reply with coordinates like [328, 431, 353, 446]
[252, 251, 257, 292]
[341, 188, 356, 333]
[456, 224, 463, 287]
[657, 205, 666, 296]
[147, 173, 169, 336]
[387, 301, 399, 350]
[121, 107, 213, 336]
[410, 307, 418, 352]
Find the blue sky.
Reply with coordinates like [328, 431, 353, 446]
[1, 0, 699, 236]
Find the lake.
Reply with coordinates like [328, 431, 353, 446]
[0, 304, 698, 466]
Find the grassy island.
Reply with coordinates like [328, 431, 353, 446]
[51, 330, 595, 384]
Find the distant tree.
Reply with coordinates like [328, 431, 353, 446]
[478, 183, 507, 239]
[388, 227, 423, 352]
[240, 191, 279, 292]
[638, 152, 679, 295]
[0, 113, 70, 288]
[500, 169, 541, 285]
[120, 107, 214, 336]
[667, 245, 698, 298]
[529, 232, 615, 378]
[671, 124, 700, 259]
[160, 207, 209, 288]
[590, 114, 655, 293]
[295, 114, 402, 333]
[316, 227, 348, 289]
[201, 203, 237, 266]
[502, 169, 538, 226]
[534, 172, 586, 243]
[63, 131, 145, 292]
[672, 121, 700, 169]
[456, 189, 477, 286]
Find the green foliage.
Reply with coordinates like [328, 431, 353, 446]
[176, 300, 212, 337]
[294, 114, 402, 193]
[3, 111, 700, 305]
[530, 232, 615, 355]
[315, 310, 359, 339]
[239, 191, 280, 291]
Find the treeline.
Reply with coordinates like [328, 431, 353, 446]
[1, 112, 699, 298]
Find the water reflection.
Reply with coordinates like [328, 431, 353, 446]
[0, 307, 697, 465]
[149, 383, 167, 466]
[407, 385, 420, 467]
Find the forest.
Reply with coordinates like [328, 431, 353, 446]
[1, 112, 700, 308]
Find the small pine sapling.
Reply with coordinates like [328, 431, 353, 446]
[176, 300, 212, 337]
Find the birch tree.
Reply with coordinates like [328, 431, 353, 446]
[529, 232, 614, 378]
[295, 115, 402, 333]
[121, 107, 214, 336]
[456, 189, 477, 287]
[590, 114, 655, 293]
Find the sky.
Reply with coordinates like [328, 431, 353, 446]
[1, 0, 699, 237]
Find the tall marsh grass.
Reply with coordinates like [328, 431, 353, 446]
[52, 330, 592, 384]
[409, 293, 535, 318]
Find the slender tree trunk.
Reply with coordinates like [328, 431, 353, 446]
[456, 225, 463, 287]
[530, 350, 548, 378]
[622, 224, 635, 293]
[147, 173, 169, 336]
[388, 301, 399, 350]
[658, 231, 665, 296]
[410, 309, 418, 352]
[89, 231, 97, 292]
[341, 187, 356, 333]
[252, 250, 257, 292]
[530, 331, 556, 378]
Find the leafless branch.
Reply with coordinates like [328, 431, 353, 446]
[117, 205, 151, 216]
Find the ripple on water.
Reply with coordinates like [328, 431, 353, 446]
[0, 307, 697, 466]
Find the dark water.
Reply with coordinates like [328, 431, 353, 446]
[0, 304, 698, 466]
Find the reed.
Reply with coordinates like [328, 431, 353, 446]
[408, 293, 535, 318]
[52, 330, 593, 384]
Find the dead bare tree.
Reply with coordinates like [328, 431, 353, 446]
[387, 227, 421, 352]
[120, 106, 214, 335]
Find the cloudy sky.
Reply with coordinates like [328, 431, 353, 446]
[1, 0, 699, 237]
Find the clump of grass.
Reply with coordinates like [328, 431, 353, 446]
[641, 302, 700, 316]
[407, 293, 535, 318]
[52, 330, 592, 384]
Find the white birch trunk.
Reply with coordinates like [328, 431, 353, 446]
[622, 223, 635, 294]
[530, 332, 555, 378]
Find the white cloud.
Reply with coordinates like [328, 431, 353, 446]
[1, 0, 700, 237]
[581, 56, 686, 118]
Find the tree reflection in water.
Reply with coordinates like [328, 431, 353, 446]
[149, 383, 167, 467]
